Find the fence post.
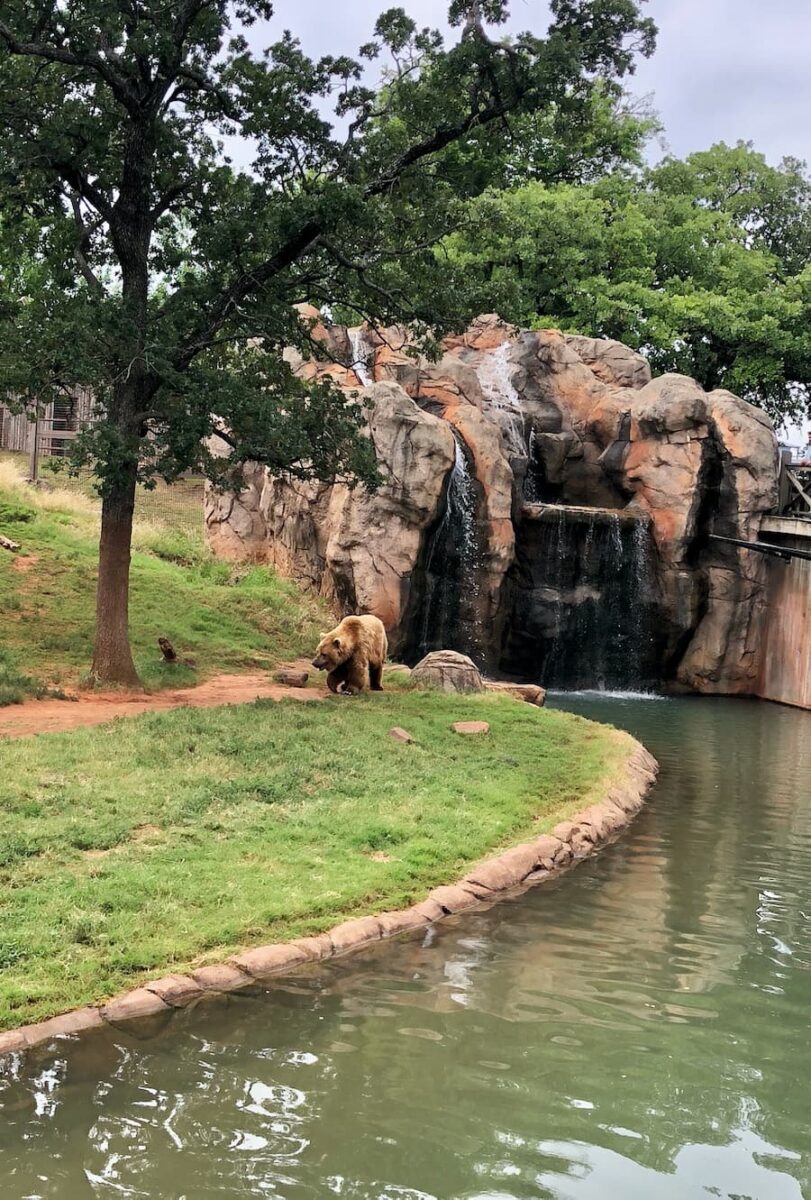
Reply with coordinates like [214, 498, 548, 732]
[28, 414, 40, 482]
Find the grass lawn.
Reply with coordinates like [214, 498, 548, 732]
[0, 691, 631, 1030]
[0, 457, 328, 699]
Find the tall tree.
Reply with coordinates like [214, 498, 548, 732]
[0, 0, 655, 685]
[447, 142, 811, 424]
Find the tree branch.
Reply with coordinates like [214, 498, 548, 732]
[67, 192, 106, 295]
[0, 19, 139, 112]
[54, 162, 115, 224]
[173, 79, 535, 369]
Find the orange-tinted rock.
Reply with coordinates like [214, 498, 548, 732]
[427, 885, 480, 914]
[20, 1008, 104, 1047]
[484, 681, 545, 706]
[230, 943, 309, 979]
[533, 835, 565, 867]
[465, 859, 522, 892]
[329, 916, 382, 954]
[496, 842, 544, 880]
[273, 668, 309, 687]
[409, 898, 445, 923]
[191, 963, 254, 992]
[145, 975, 202, 1008]
[291, 934, 334, 960]
[389, 726, 415, 743]
[101, 988, 171, 1025]
[0, 1029, 29, 1055]
[452, 720, 490, 735]
[377, 909, 430, 936]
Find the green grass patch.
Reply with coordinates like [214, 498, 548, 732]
[0, 691, 630, 1029]
[0, 648, 51, 707]
[0, 460, 330, 699]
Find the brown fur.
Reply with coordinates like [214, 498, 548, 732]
[311, 615, 388, 695]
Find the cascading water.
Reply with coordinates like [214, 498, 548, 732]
[525, 426, 542, 503]
[477, 341, 526, 460]
[404, 431, 483, 664]
[348, 328, 374, 386]
[477, 340, 548, 500]
[501, 506, 660, 691]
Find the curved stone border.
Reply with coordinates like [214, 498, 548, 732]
[0, 739, 658, 1059]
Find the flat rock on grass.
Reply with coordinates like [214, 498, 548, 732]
[452, 720, 490, 735]
[389, 726, 415, 744]
[484, 681, 545, 706]
[273, 668, 309, 687]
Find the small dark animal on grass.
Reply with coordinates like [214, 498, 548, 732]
[311, 615, 388, 695]
[158, 637, 177, 662]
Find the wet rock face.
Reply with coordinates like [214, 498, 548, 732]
[205, 315, 779, 695]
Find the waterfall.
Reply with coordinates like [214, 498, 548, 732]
[525, 426, 542, 503]
[477, 341, 526, 459]
[502, 507, 659, 691]
[406, 431, 483, 664]
[348, 328, 373, 386]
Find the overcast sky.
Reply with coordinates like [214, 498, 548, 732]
[263, 0, 811, 166]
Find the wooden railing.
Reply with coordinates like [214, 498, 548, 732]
[784, 467, 811, 517]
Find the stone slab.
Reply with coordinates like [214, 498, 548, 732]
[484, 682, 546, 706]
[101, 988, 171, 1025]
[329, 916, 383, 954]
[273, 669, 309, 687]
[230, 944, 309, 979]
[389, 726, 415, 744]
[377, 909, 430, 936]
[146, 974, 203, 1008]
[427, 885, 480, 914]
[291, 934, 334, 960]
[191, 963, 254, 993]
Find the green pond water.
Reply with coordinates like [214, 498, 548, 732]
[1, 696, 810, 1199]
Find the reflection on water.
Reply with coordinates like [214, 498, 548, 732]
[1, 698, 810, 1199]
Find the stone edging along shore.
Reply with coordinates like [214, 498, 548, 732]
[0, 738, 658, 1060]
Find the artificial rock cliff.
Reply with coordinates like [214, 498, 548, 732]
[205, 314, 780, 694]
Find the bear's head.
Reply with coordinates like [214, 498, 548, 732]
[311, 630, 349, 672]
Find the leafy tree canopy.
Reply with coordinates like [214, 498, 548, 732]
[0, 0, 656, 683]
[447, 141, 811, 423]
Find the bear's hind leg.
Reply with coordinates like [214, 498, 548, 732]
[369, 661, 384, 691]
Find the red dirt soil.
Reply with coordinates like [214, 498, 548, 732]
[0, 669, 327, 739]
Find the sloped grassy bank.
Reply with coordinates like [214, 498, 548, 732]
[0, 690, 652, 1036]
[0, 457, 326, 700]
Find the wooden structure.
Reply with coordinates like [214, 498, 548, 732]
[0, 391, 94, 467]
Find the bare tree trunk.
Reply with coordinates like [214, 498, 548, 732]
[91, 459, 141, 687]
[90, 115, 155, 688]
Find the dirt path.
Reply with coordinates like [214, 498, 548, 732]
[0, 668, 326, 739]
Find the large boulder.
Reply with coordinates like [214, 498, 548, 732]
[411, 651, 484, 693]
[565, 334, 651, 390]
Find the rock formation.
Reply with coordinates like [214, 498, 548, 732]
[205, 315, 780, 695]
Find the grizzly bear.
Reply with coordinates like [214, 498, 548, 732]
[311, 615, 388, 695]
